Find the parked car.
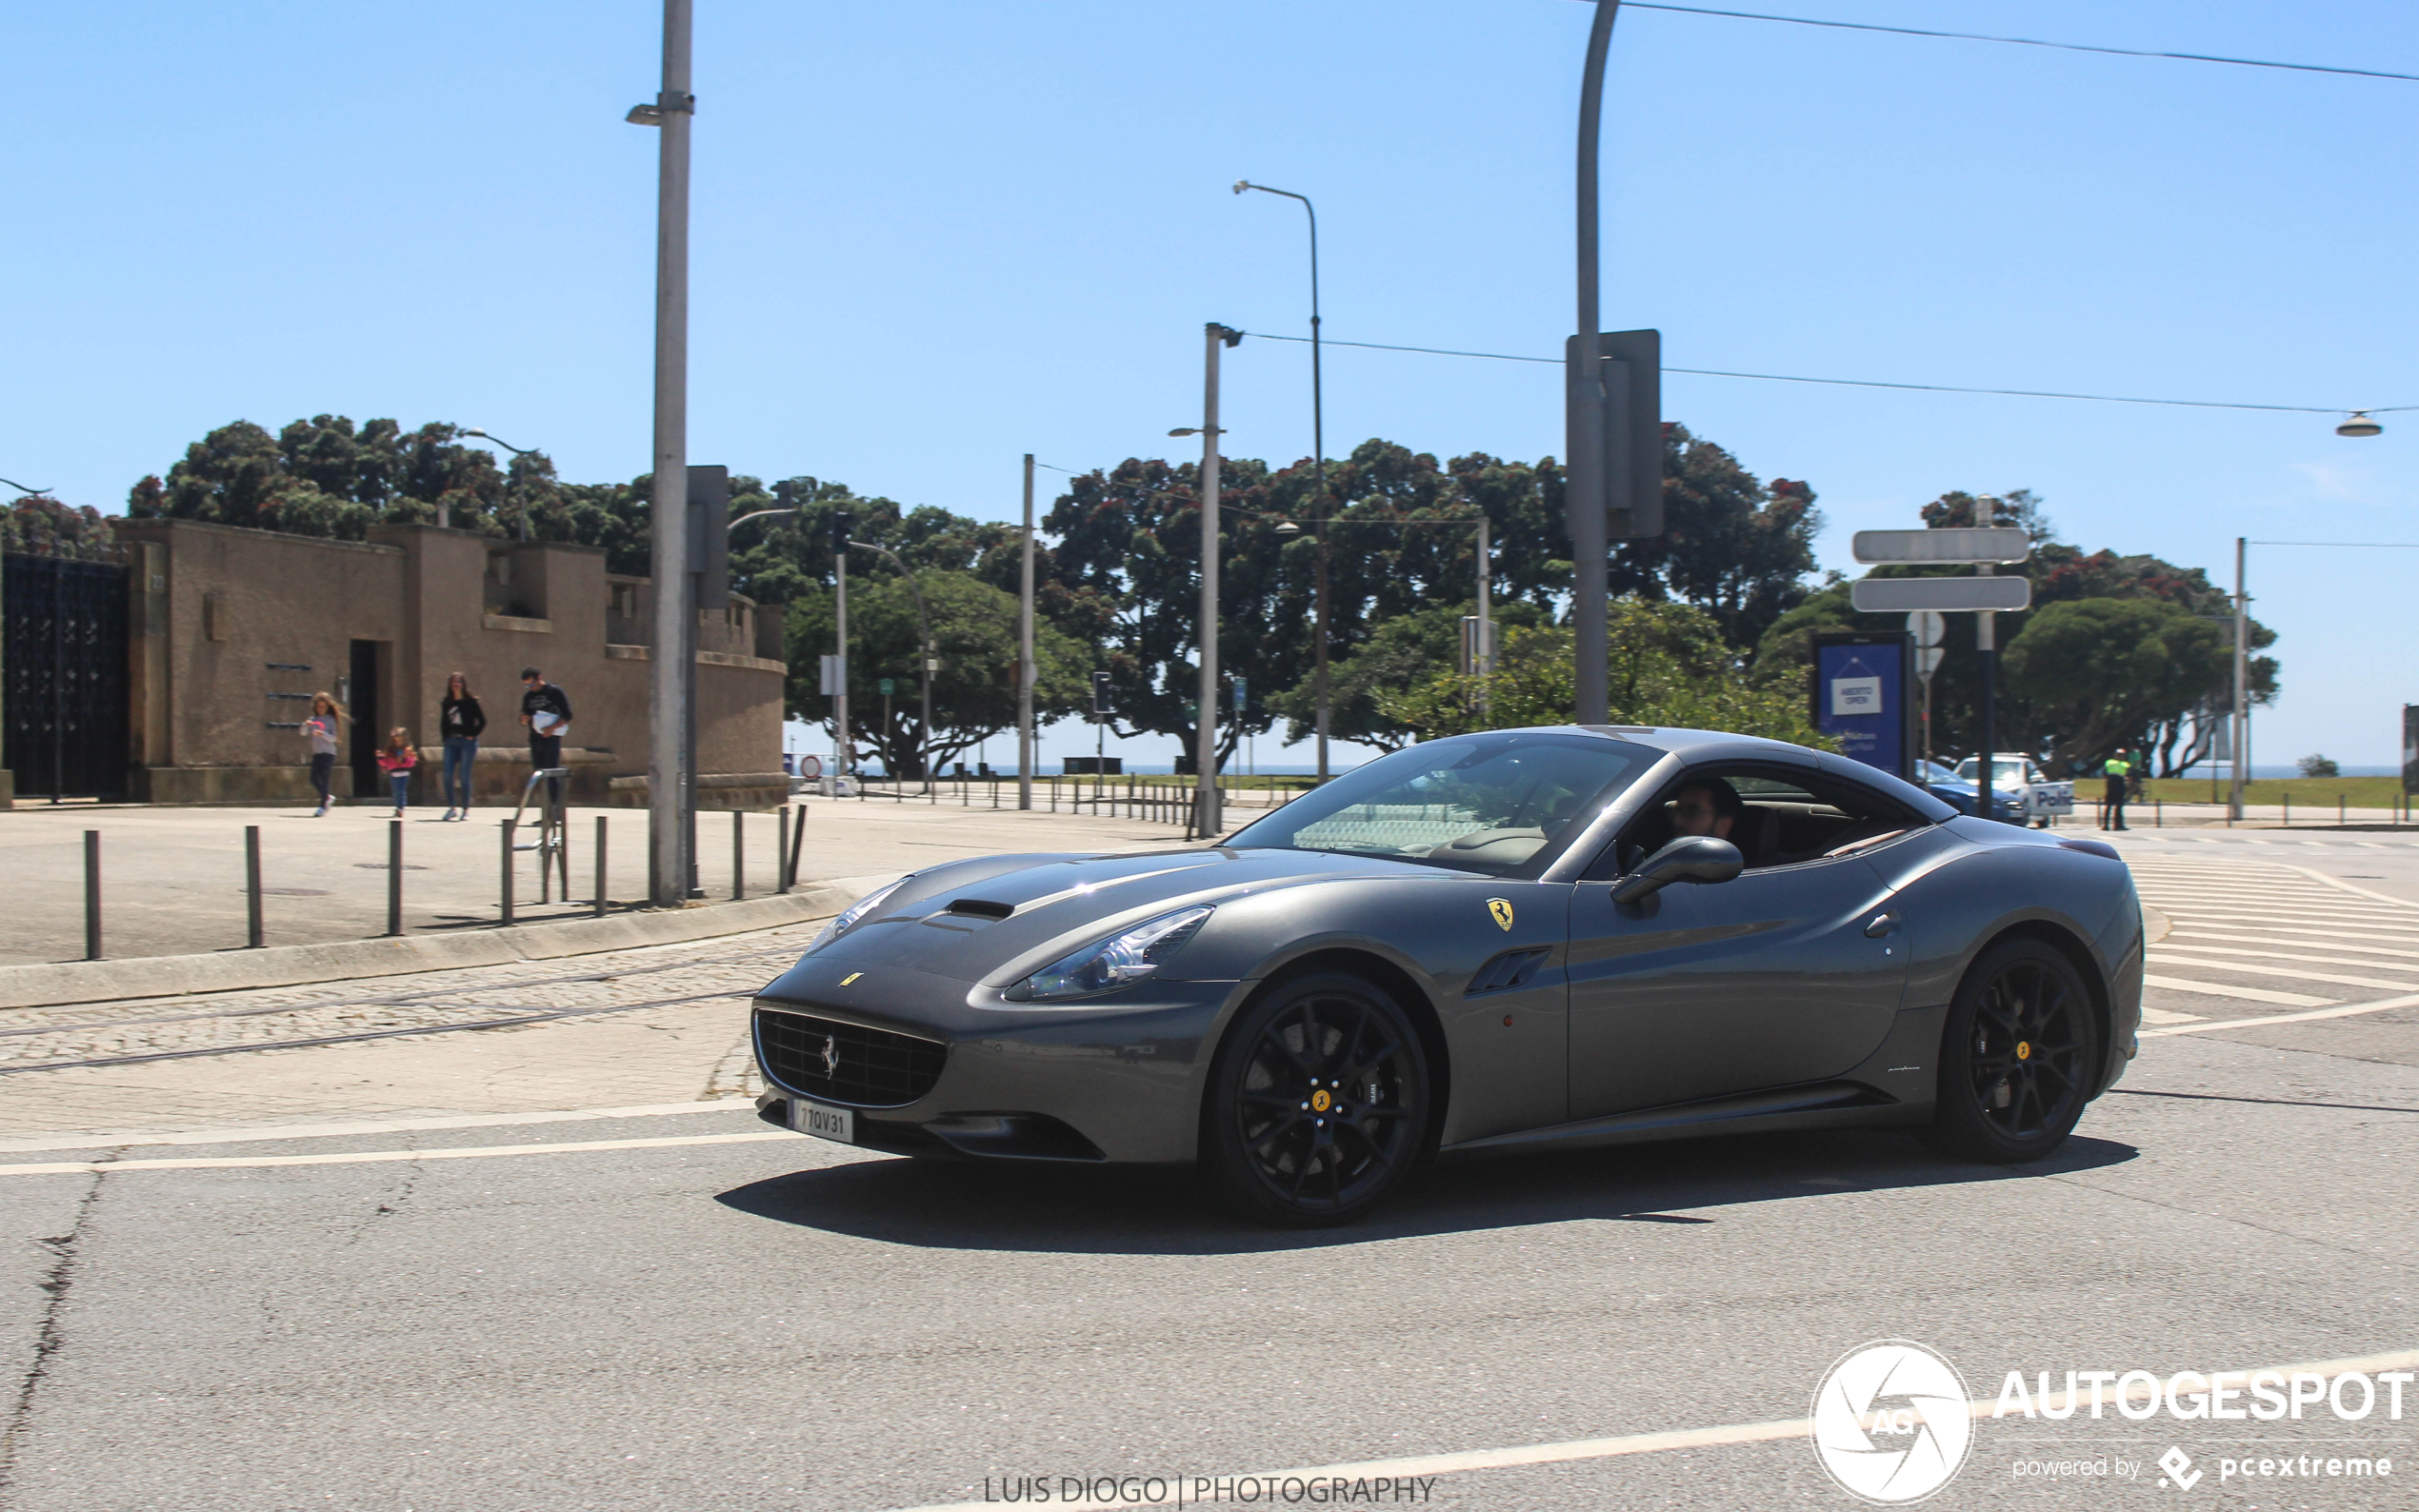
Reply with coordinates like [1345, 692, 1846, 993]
[1953, 753, 2075, 827]
[1917, 759, 1983, 816]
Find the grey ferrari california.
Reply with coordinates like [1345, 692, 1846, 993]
[750, 726, 2144, 1225]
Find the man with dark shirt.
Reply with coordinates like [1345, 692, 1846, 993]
[520, 666, 573, 805]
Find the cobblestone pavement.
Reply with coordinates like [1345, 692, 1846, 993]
[0, 915, 818, 1139]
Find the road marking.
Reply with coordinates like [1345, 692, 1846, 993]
[2139, 1006, 2204, 1025]
[2152, 917, 2419, 947]
[2142, 992, 2419, 1036]
[2149, 952, 2419, 994]
[2154, 941, 2419, 971]
[0, 1130, 799, 1176]
[2141, 974, 2336, 1007]
[2143, 911, 2419, 940]
[2284, 864, 2419, 909]
[0, 1098, 768, 1155]
[2136, 898, 2419, 923]
[880, 1349, 2419, 1512]
[2164, 929, 2419, 962]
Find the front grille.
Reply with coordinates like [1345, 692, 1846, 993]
[754, 1006, 948, 1108]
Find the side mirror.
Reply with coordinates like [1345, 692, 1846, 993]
[1610, 835, 1744, 904]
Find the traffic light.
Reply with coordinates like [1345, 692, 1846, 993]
[830, 507, 851, 559]
[685, 465, 729, 608]
[1091, 671, 1112, 718]
[1564, 328, 1662, 540]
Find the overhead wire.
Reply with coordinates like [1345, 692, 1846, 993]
[1238, 329, 2409, 415]
[1608, 3, 2419, 86]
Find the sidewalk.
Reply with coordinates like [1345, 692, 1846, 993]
[0, 793, 1195, 969]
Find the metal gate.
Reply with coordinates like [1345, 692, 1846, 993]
[5, 553, 130, 800]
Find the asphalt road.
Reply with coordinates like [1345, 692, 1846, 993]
[3, 830, 2415, 1512]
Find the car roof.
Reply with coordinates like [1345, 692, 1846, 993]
[1466, 725, 1957, 824]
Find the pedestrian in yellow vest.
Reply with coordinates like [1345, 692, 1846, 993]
[2100, 752, 2130, 831]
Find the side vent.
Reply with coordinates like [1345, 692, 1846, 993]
[944, 898, 1015, 920]
[1467, 946, 1550, 995]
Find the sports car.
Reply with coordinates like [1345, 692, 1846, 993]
[750, 726, 2144, 1225]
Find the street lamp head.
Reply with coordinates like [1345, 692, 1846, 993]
[626, 103, 665, 126]
[1169, 428, 1198, 438]
[1273, 520, 1302, 539]
[1232, 180, 1250, 195]
[2338, 411, 2384, 438]
[465, 428, 488, 438]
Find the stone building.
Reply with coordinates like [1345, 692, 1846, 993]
[101, 519, 788, 808]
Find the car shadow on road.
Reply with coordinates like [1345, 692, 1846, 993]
[714, 1129, 2138, 1255]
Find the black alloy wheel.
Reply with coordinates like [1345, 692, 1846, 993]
[1929, 938, 2101, 1164]
[1203, 971, 1431, 1226]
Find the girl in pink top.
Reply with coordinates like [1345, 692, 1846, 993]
[376, 727, 418, 818]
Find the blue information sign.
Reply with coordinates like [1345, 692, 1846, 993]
[1812, 634, 1910, 780]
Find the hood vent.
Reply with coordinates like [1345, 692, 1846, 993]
[944, 898, 1016, 920]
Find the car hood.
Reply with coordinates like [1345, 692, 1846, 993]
[790, 846, 1450, 988]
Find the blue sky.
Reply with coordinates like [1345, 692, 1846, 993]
[9, 2, 2418, 768]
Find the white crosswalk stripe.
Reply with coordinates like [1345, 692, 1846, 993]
[2127, 857, 2419, 1032]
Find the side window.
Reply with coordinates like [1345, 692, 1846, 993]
[1595, 764, 1927, 877]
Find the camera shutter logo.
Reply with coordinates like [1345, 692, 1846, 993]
[1810, 1340, 1973, 1504]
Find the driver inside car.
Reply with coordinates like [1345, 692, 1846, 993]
[1670, 777, 1741, 841]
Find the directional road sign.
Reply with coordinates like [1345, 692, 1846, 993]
[1850, 576, 2032, 614]
[1851, 527, 2030, 565]
[1908, 610, 1945, 647]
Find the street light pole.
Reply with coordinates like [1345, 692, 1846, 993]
[1569, 1, 1619, 726]
[630, 0, 694, 907]
[1019, 454, 1036, 810]
[2230, 536, 2248, 823]
[464, 428, 538, 539]
[1476, 514, 1492, 724]
[1234, 181, 1330, 781]
[1176, 326, 1240, 837]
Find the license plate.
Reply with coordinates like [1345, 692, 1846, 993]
[790, 1098, 854, 1144]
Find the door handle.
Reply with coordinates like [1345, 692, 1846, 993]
[1863, 912, 1898, 938]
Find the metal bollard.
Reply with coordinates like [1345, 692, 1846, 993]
[387, 820, 404, 936]
[2340, 795, 2347, 825]
[733, 807, 746, 901]
[500, 819, 516, 925]
[83, 830, 101, 961]
[776, 806, 790, 895]
[595, 815, 609, 918]
[245, 826, 264, 948]
[2284, 795, 2290, 826]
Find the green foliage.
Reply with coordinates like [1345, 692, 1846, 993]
[2297, 753, 2340, 779]
[2002, 598, 2232, 772]
[783, 569, 1090, 778]
[2, 495, 118, 559]
[1382, 600, 1833, 749]
[1269, 599, 1550, 752]
[129, 415, 518, 540]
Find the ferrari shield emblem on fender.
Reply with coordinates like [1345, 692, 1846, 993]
[1487, 898, 1514, 931]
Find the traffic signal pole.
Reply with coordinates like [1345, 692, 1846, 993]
[642, 0, 693, 906]
[1569, 1, 1619, 726]
[1196, 324, 1228, 839]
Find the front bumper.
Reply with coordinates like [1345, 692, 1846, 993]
[749, 961, 1245, 1164]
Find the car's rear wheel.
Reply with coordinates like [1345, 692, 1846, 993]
[1203, 971, 1431, 1226]
[1929, 938, 2100, 1164]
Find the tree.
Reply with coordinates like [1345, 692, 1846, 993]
[1384, 599, 1831, 748]
[783, 569, 1090, 778]
[1608, 424, 1822, 648]
[1267, 599, 1549, 751]
[2001, 598, 2232, 773]
[2, 495, 117, 560]
[129, 415, 516, 541]
[1042, 456, 1305, 770]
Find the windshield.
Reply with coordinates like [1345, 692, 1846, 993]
[1955, 758, 2033, 786]
[1225, 732, 1650, 875]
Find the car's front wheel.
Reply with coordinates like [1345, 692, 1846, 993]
[1929, 938, 2101, 1164]
[1202, 971, 1431, 1226]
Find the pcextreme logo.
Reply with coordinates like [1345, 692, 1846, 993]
[1811, 1340, 1975, 1504]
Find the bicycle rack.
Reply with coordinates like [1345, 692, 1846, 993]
[508, 766, 572, 904]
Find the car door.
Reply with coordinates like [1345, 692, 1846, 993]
[1564, 772, 1914, 1119]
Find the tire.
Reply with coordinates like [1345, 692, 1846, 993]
[1929, 938, 2102, 1164]
[1202, 971, 1432, 1226]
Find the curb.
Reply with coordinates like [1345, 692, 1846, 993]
[0, 882, 876, 1012]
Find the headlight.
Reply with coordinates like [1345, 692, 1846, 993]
[1007, 906, 1213, 1003]
[805, 879, 906, 955]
